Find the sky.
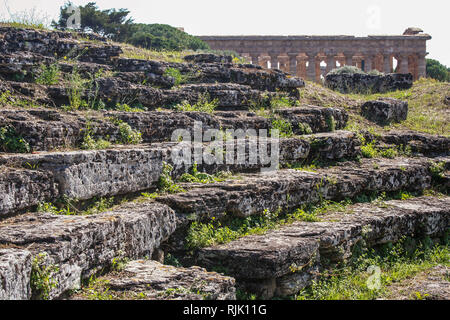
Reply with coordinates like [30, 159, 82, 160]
[1, 0, 448, 65]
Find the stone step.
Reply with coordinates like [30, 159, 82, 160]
[0, 27, 122, 65]
[0, 248, 32, 300]
[0, 201, 176, 299]
[0, 106, 348, 152]
[70, 260, 236, 300]
[373, 131, 450, 157]
[0, 131, 360, 217]
[157, 157, 445, 222]
[196, 196, 450, 298]
[116, 55, 304, 93]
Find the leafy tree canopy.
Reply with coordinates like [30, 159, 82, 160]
[426, 59, 449, 82]
[52, 2, 209, 51]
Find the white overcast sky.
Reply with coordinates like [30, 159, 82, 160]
[1, 0, 448, 65]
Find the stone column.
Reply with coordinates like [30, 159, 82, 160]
[278, 56, 289, 73]
[250, 54, 259, 66]
[288, 54, 297, 75]
[383, 54, 391, 73]
[326, 55, 336, 73]
[297, 56, 308, 79]
[364, 55, 374, 72]
[259, 55, 270, 68]
[397, 54, 409, 74]
[417, 53, 427, 79]
[315, 58, 322, 82]
[354, 57, 363, 69]
[345, 54, 353, 66]
[306, 53, 317, 82]
[270, 54, 279, 70]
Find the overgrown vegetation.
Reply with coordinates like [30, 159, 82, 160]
[163, 67, 188, 86]
[109, 118, 143, 145]
[328, 66, 367, 76]
[294, 238, 449, 300]
[179, 162, 234, 184]
[0, 90, 41, 109]
[155, 162, 185, 195]
[185, 200, 351, 250]
[30, 253, 59, 300]
[174, 93, 218, 113]
[0, 125, 31, 153]
[426, 59, 449, 82]
[37, 196, 116, 216]
[80, 122, 112, 150]
[34, 63, 61, 85]
[271, 118, 294, 138]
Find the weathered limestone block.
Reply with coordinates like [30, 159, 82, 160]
[0, 130, 360, 216]
[109, 110, 221, 143]
[275, 106, 348, 133]
[184, 54, 233, 64]
[0, 52, 54, 81]
[0, 146, 167, 201]
[115, 58, 167, 75]
[0, 202, 176, 299]
[324, 73, 413, 94]
[197, 196, 450, 298]
[170, 83, 273, 109]
[116, 54, 304, 94]
[185, 60, 305, 93]
[72, 260, 236, 300]
[377, 131, 450, 156]
[302, 131, 361, 160]
[361, 98, 408, 125]
[157, 157, 438, 220]
[0, 249, 32, 300]
[0, 167, 58, 217]
[114, 71, 175, 89]
[0, 108, 119, 151]
[0, 27, 122, 64]
[1, 105, 349, 152]
[92, 77, 166, 108]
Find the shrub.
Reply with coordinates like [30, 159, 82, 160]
[298, 122, 313, 135]
[179, 162, 233, 184]
[30, 253, 59, 300]
[110, 119, 142, 145]
[326, 115, 336, 132]
[271, 118, 294, 138]
[0, 126, 31, 153]
[367, 69, 385, 76]
[270, 96, 298, 109]
[360, 143, 378, 158]
[35, 63, 61, 85]
[164, 67, 188, 86]
[174, 93, 218, 113]
[158, 162, 185, 194]
[328, 66, 366, 75]
[64, 67, 87, 110]
[80, 123, 112, 150]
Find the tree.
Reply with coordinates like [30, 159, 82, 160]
[426, 59, 450, 82]
[127, 24, 209, 51]
[52, 2, 209, 51]
[51, 2, 133, 39]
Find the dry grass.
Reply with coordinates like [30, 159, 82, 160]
[300, 79, 450, 136]
[118, 43, 193, 63]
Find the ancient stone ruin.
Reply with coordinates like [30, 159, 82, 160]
[0, 27, 448, 301]
[199, 28, 431, 82]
